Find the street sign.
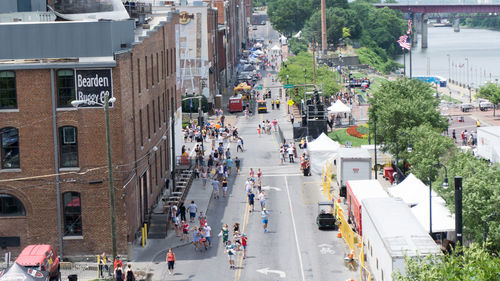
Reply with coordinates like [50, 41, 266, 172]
[287, 99, 294, 106]
[257, 85, 263, 90]
[283, 84, 294, 89]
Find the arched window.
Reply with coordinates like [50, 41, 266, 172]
[0, 71, 17, 109]
[1, 127, 20, 169]
[56, 69, 75, 108]
[59, 126, 78, 168]
[0, 193, 25, 216]
[63, 192, 82, 236]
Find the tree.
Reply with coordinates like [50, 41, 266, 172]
[368, 78, 447, 161]
[267, 0, 312, 37]
[478, 82, 500, 117]
[302, 7, 362, 45]
[288, 37, 308, 55]
[393, 244, 500, 281]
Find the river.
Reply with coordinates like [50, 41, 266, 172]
[396, 27, 500, 87]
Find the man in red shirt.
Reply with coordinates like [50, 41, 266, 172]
[114, 256, 123, 270]
[241, 234, 248, 259]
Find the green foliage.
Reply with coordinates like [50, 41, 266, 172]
[356, 47, 401, 73]
[278, 52, 340, 104]
[393, 244, 500, 281]
[368, 78, 447, 160]
[478, 82, 500, 116]
[302, 7, 362, 45]
[465, 15, 500, 31]
[405, 124, 454, 181]
[441, 151, 500, 251]
[252, 0, 267, 7]
[328, 129, 369, 147]
[288, 37, 308, 55]
[267, 0, 312, 37]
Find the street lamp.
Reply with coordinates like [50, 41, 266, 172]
[428, 162, 448, 236]
[286, 74, 289, 85]
[447, 54, 451, 82]
[71, 93, 118, 262]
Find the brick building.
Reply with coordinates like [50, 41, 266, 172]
[0, 2, 182, 258]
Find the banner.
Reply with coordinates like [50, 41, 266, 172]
[74, 69, 113, 107]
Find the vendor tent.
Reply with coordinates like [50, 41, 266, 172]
[388, 174, 444, 207]
[307, 133, 340, 174]
[271, 45, 281, 51]
[0, 263, 48, 281]
[252, 49, 265, 55]
[411, 199, 455, 233]
[327, 100, 351, 114]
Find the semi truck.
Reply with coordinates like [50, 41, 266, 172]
[336, 148, 372, 197]
[346, 179, 389, 236]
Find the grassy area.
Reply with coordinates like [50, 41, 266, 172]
[328, 128, 369, 147]
[440, 94, 462, 104]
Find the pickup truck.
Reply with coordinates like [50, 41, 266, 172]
[16, 245, 60, 281]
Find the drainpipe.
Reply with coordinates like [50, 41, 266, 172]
[50, 69, 64, 258]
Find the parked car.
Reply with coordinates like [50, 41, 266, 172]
[479, 101, 494, 111]
[460, 103, 473, 112]
[16, 245, 60, 281]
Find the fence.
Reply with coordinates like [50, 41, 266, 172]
[321, 160, 333, 201]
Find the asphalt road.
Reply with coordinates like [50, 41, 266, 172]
[152, 20, 356, 281]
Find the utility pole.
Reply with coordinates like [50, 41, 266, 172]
[312, 37, 317, 85]
[320, 0, 327, 55]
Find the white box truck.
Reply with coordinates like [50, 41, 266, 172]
[362, 198, 441, 281]
[477, 126, 500, 164]
[336, 148, 372, 197]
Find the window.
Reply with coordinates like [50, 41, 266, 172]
[159, 146, 163, 179]
[59, 126, 78, 168]
[154, 151, 158, 186]
[0, 194, 25, 216]
[156, 53, 159, 83]
[151, 54, 154, 87]
[139, 109, 143, 147]
[166, 49, 169, 76]
[147, 104, 151, 139]
[157, 96, 161, 128]
[63, 192, 82, 236]
[1, 127, 20, 169]
[164, 91, 168, 123]
[161, 51, 164, 79]
[152, 100, 156, 134]
[137, 58, 141, 93]
[56, 69, 75, 108]
[0, 71, 17, 109]
[145, 56, 149, 90]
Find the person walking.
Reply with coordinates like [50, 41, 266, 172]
[261, 208, 270, 233]
[290, 113, 294, 125]
[226, 157, 233, 176]
[222, 177, 228, 198]
[452, 129, 456, 143]
[237, 138, 244, 152]
[288, 146, 294, 163]
[241, 234, 248, 259]
[225, 241, 236, 269]
[166, 248, 176, 275]
[201, 167, 208, 188]
[192, 226, 201, 251]
[248, 190, 255, 212]
[169, 203, 178, 227]
[219, 224, 229, 245]
[258, 191, 266, 211]
[98, 253, 109, 278]
[125, 264, 135, 281]
[188, 201, 197, 222]
[114, 264, 124, 281]
[179, 202, 186, 223]
[235, 157, 241, 174]
[211, 177, 220, 199]
[181, 220, 189, 241]
[203, 223, 212, 247]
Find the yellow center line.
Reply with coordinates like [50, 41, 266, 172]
[234, 201, 250, 280]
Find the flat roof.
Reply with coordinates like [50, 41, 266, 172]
[347, 180, 389, 202]
[362, 197, 441, 257]
[338, 148, 371, 159]
[0, 57, 116, 70]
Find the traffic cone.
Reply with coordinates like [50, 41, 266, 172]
[337, 232, 342, 238]
[337, 198, 341, 203]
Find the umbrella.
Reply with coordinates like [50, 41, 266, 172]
[0, 263, 48, 281]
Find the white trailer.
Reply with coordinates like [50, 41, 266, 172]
[477, 126, 500, 163]
[336, 148, 371, 197]
[362, 198, 441, 281]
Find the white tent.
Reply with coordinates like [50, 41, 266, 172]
[411, 199, 455, 233]
[253, 49, 265, 55]
[388, 174, 444, 207]
[327, 100, 351, 114]
[307, 133, 340, 174]
[271, 45, 281, 51]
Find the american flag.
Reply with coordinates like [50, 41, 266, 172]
[407, 19, 412, 34]
[397, 35, 411, 50]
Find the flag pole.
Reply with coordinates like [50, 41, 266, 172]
[403, 48, 406, 77]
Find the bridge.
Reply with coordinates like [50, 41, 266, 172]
[374, 4, 500, 48]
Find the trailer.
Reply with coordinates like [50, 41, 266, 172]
[346, 180, 389, 236]
[336, 148, 372, 197]
[477, 126, 500, 163]
[362, 198, 441, 281]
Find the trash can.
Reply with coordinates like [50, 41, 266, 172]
[68, 274, 77, 281]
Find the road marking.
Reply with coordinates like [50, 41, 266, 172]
[257, 268, 286, 278]
[234, 195, 251, 281]
[263, 173, 302, 177]
[261, 185, 282, 191]
[318, 244, 336, 255]
[285, 176, 306, 281]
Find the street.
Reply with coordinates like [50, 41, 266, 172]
[152, 18, 356, 281]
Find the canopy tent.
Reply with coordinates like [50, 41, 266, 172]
[388, 173, 444, 207]
[271, 45, 281, 51]
[234, 83, 251, 91]
[252, 49, 265, 55]
[0, 263, 48, 281]
[327, 100, 351, 114]
[411, 199, 455, 233]
[307, 133, 340, 174]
